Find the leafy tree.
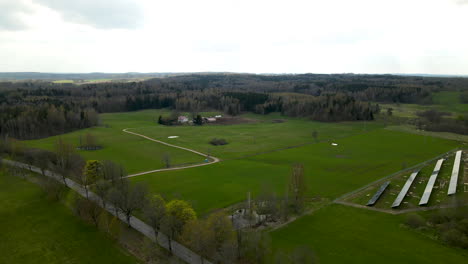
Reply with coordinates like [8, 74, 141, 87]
[144, 194, 167, 239]
[81, 160, 103, 198]
[207, 211, 236, 252]
[164, 200, 197, 253]
[181, 219, 215, 263]
[195, 114, 203, 125]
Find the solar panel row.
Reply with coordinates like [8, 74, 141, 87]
[447, 150, 462, 195]
[419, 159, 444, 206]
[392, 171, 419, 208]
[367, 181, 390, 206]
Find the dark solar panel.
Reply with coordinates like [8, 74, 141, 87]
[366, 181, 390, 206]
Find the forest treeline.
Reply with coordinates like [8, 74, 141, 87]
[1, 73, 467, 139]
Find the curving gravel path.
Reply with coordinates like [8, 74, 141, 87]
[122, 128, 221, 178]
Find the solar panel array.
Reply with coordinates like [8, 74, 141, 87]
[392, 171, 419, 208]
[447, 150, 462, 195]
[419, 159, 444, 206]
[367, 181, 390, 206]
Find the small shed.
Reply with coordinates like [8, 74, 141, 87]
[178, 116, 189, 123]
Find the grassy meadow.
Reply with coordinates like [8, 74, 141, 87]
[270, 204, 468, 264]
[0, 171, 139, 264]
[131, 129, 460, 214]
[24, 110, 462, 214]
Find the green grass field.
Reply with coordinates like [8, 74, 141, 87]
[270, 204, 468, 263]
[131, 129, 460, 214]
[0, 171, 138, 264]
[52, 80, 74, 83]
[24, 110, 382, 173]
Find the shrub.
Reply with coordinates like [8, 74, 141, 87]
[404, 214, 426, 229]
[441, 229, 468, 249]
[210, 138, 228, 146]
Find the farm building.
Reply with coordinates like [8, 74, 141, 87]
[178, 116, 189, 123]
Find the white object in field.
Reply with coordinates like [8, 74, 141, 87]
[331, 143, 338, 146]
[167, 136, 179, 139]
[448, 150, 462, 195]
[419, 159, 444, 206]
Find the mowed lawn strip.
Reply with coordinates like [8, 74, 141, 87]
[270, 204, 468, 264]
[131, 129, 460, 214]
[0, 172, 139, 264]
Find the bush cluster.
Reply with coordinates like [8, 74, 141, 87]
[209, 138, 228, 146]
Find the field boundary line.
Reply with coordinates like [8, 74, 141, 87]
[122, 128, 220, 177]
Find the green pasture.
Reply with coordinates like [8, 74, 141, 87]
[131, 129, 460, 214]
[24, 110, 382, 173]
[130, 112, 382, 160]
[52, 79, 74, 83]
[270, 204, 468, 263]
[24, 111, 205, 174]
[0, 171, 138, 264]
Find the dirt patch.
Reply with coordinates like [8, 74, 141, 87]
[209, 116, 258, 125]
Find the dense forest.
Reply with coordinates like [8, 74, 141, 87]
[0, 73, 467, 139]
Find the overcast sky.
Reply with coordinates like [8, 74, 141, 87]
[1, 0, 467, 74]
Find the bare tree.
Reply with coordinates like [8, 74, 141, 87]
[163, 153, 171, 168]
[112, 180, 148, 226]
[288, 164, 306, 213]
[312, 130, 318, 143]
[53, 139, 75, 186]
[94, 179, 111, 208]
[102, 160, 126, 185]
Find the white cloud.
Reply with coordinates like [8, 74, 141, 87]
[0, 0, 34, 30]
[33, 0, 144, 29]
[0, 0, 467, 74]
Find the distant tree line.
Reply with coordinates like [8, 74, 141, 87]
[1, 73, 466, 139]
[0, 103, 98, 140]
